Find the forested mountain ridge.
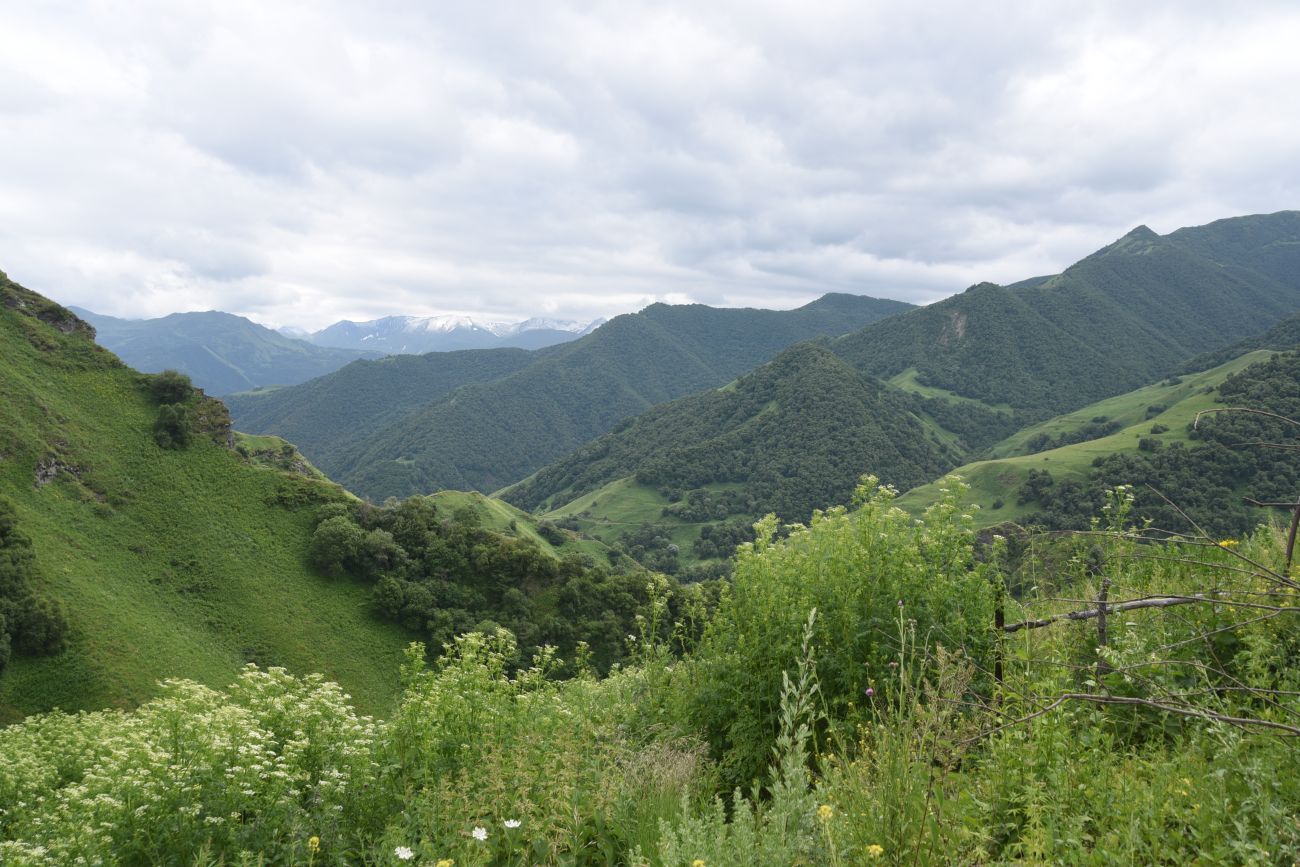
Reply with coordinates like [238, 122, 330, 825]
[503, 341, 955, 521]
[72, 307, 380, 395]
[225, 347, 540, 478]
[507, 212, 1300, 574]
[834, 211, 1300, 418]
[232, 292, 912, 501]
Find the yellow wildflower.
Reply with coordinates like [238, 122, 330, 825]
[817, 804, 834, 822]
[307, 836, 320, 853]
[693, 861, 706, 867]
[1218, 539, 1238, 547]
[437, 861, 455, 867]
[866, 844, 885, 858]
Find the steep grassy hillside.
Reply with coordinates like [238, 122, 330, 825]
[73, 308, 380, 395]
[226, 348, 538, 480]
[0, 274, 411, 721]
[895, 350, 1283, 530]
[834, 212, 1300, 418]
[293, 293, 911, 500]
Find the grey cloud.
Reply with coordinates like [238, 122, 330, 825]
[0, 2, 1297, 329]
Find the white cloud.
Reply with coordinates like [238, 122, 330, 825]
[0, 1, 1298, 329]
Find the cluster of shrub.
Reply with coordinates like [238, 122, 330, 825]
[0, 498, 67, 671]
[1022, 415, 1123, 454]
[307, 497, 709, 672]
[147, 369, 232, 450]
[616, 523, 682, 577]
[691, 518, 759, 561]
[659, 487, 757, 522]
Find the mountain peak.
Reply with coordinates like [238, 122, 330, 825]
[1123, 224, 1160, 241]
[1088, 223, 1166, 260]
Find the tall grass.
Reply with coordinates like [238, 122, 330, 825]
[3, 479, 1299, 864]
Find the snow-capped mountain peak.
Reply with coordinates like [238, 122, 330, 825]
[300, 312, 605, 355]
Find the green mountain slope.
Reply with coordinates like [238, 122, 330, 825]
[503, 342, 956, 525]
[225, 348, 538, 479]
[257, 293, 911, 501]
[1165, 209, 1300, 286]
[834, 212, 1300, 418]
[72, 307, 380, 395]
[0, 275, 411, 721]
[895, 349, 1290, 535]
[424, 489, 613, 562]
[504, 212, 1300, 573]
[1178, 309, 1300, 373]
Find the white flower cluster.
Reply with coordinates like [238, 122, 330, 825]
[0, 667, 381, 863]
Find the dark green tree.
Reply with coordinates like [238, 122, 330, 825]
[0, 498, 68, 667]
[153, 403, 192, 449]
[150, 369, 193, 403]
[309, 516, 365, 578]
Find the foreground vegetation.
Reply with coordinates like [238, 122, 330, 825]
[4, 478, 1297, 865]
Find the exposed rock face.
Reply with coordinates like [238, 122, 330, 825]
[1, 275, 97, 341]
[33, 457, 79, 488]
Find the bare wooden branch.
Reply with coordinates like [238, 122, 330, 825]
[964, 692, 1300, 744]
[1286, 491, 1300, 577]
[1193, 406, 1300, 430]
[1223, 441, 1300, 452]
[1004, 595, 1208, 632]
[1057, 693, 1300, 736]
[1244, 498, 1300, 509]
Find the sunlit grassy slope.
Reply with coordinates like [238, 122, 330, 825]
[895, 350, 1277, 525]
[0, 276, 411, 722]
[540, 477, 753, 567]
[427, 490, 613, 561]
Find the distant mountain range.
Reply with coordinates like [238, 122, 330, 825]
[69, 307, 381, 396]
[289, 313, 606, 354]
[227, 293, 914, 499]
[69, 306, 606, 395]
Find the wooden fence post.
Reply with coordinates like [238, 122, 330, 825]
[994, 599, 1004, 690]
[1096, 576, 1111, 677]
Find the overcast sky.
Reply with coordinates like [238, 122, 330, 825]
[2, 1, 1299, 330]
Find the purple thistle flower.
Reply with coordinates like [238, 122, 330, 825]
[865, 687, 874, 697]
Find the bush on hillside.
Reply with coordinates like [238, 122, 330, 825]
[0, 498, 68, 669]
[309, 515, 366, 578]
[149, 368, 193, 403]
[153, 403, 192, 449]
